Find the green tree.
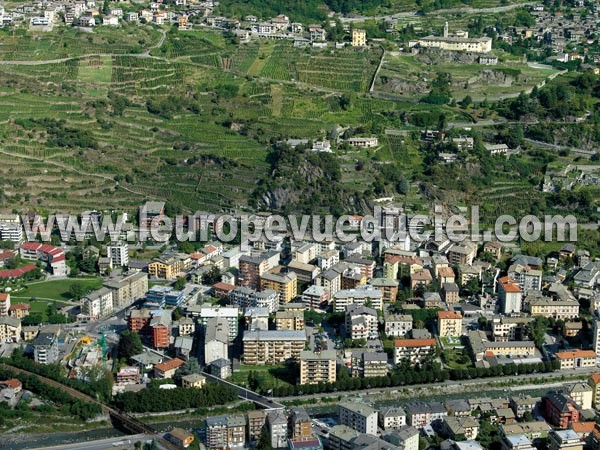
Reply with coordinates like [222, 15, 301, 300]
[69, 282, 86, 300]
[117, 330, 143, 360]
[173, 277, 187, 290]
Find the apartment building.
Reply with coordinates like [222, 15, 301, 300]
[339, 401, 378, 435]
[259, 267, 298, 305]
[442, 416, 480, 440]
[242, 330, 306, 365]
[567, 382, 592, 410]
[0, 316, 21, 343]
[384, 313, 413, 337]
[492, 317, 533, 342]
[468, 330, 536, 361]
[103, 271, 148, 309]
[8, 303, 29, 320]
[300, 350, 336, 385]
[275, 310, 305, 331]
[268, 409, 288, 449]
[81, 287, 114, 319]
[333, 286, 383, 312]
[239, 252, 279, 289]
[204, 415, 247, 449]
[188, 305, 239, 340]
[446, 242, 477, 265]
[32, 325, 60, 364]
[548, 430, 584, 450]
[344, 255, 376, 280]
[287, 261, 320, 284]
[301, 285, 329, 309]
[205, 317, 229, 365]
[528, 298, 580, 319]
[148, 254, 185, 280]
[290, 406, 312, 439]
[149, 313, 171, 348]
[247, 410, 267, 445]
[351, 29, 366, 46]
[370, 278, 398, 303]
[437, 311, 462, 338]
[498, 276, 522, 314]
[542, 392, 580, 429]
[351, 351, 388, 378]
[588, 373, 600, 409]
[293, 243, 320, 264]
[508, 264, 542, 294]
[509, 396, 538, 419]
[394, 339, 436, 365]
[345, 305, 378, 340]
[0, 293, 10, 317]
[231, 286, 278, 313]
[442, 282, 460, 303]
[107, 242, 129, 267]
[378, 407, 406, 430]
[405, 402, 448, 429]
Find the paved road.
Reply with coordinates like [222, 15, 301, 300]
[274, 366, 599, 402]
[201, 371, 285, 409]
[28, 434, 154, 450]
[338, 1, 537, 22]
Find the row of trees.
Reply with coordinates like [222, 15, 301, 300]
[0, 367, 102, 420]
[269, 359, 560, 397]
[5, 349, 113, 403]
[113, 382, 238, 412]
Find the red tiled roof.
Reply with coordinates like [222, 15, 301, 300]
[556, 350, 597, 359]
[9, 303, 30, 311]
[21, 242, 41, 251]
[572, 422, 596, 433]
[394, 338, 436, 348]
[155, 358, 185, 372]
[589, 373, 600, 385]
[0, 264, 37, 279]
[1, 378, 22, 389]
[212, 282, 236, 291]
[438, 311, 462, 320]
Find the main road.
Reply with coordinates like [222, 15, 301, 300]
[338, 1, 537, 22]
[272, 366, 598, 402]
[200, 371, 285, 409]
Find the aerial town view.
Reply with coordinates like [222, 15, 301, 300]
[0, 0, 599, 449]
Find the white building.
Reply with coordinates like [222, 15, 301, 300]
[204, 317, 229, 365]
[81, 287, 114, 319]
[108, 242, 129, 267]
[339, 401, 378, 435]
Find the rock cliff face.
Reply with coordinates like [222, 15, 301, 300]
[468, 69, 515, 87]
[416, 48, 481, 65]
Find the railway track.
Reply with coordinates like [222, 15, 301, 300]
[0, 363, 180, 450]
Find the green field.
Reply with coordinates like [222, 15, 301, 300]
[13, 277, 103, 302]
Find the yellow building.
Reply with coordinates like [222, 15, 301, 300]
[588, 373, 600, 409]
[181, 373, 206, 389]
[352, 29, 366, 47]
[300, 350, 336, 385]
[275, 310, 305, 331]
[148, 255, 184, 280]
[437, 311, 463, 338]
[260, 266, 297, 304]
[242, 330, 306, 365]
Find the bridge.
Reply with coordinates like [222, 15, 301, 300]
[0, 363, 179, 450]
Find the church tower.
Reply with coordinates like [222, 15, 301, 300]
[444, 21, 449, 38]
